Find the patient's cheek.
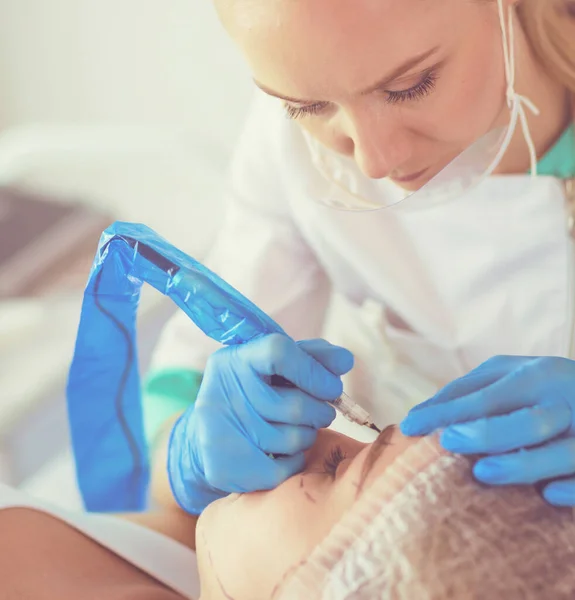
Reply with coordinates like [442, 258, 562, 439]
[196, 432, 370, 599]
[196, 477, 332, 600]
[299, 474, 320, 504]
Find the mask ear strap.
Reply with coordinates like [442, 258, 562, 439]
[497, 0, 514, 107]
[497, 0, 540, 176]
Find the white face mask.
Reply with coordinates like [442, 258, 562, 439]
[305, 0, 540, 213]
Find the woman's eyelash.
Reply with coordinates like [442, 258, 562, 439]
[284, 102, 328, 120]
[385, 70, 438, 105]
[323, 445, 347, 478]
[283, 70, 439, 120]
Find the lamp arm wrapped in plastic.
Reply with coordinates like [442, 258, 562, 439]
[67, 221, 285, 512]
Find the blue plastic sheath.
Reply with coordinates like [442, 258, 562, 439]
[67, 221, 286, 512]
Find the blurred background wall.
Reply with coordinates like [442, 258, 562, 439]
[0, 1, 249, 134]
[0, 0, 253, 506]
[0, 0, 253, 246]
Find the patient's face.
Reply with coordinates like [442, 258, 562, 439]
[196, 426, 418, 599]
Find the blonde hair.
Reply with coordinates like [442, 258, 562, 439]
[517, 0, 575, 94]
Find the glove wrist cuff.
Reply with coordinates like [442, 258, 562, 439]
[167, 411, 225, 515]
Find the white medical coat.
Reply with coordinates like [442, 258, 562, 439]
[152, 91, 575, 430]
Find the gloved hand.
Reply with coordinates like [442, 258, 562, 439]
[400, 356, 575, 506]
[168, 334, 354, 514]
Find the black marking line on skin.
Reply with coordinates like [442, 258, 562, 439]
[300, 473, 317, 503]
[304, 490, 317, 504]
[200, 529, 214, 568]
[200, 529, 237, 600]
[271, 559, 309, 599]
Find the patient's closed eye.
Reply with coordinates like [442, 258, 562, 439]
[323, 446, 347, 478]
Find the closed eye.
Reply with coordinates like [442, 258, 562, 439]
[385, 70, 438, 105]
[283, 67, 440, 120]
[322, 445, 347, 478]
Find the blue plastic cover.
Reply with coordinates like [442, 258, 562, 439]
[67, 221, 285, 512]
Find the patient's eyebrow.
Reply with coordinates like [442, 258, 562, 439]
[356, 425, 396, 495]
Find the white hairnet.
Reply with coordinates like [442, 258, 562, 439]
[277, 436, 575, 599]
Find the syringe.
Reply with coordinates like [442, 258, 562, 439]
[270, 375, 380, 432]
[333, 392, 381, 433]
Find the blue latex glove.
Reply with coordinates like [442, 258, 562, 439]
[400, 356, 575, 506]
[168, 334, 354, 514]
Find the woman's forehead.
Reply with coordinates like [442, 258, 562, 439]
[217, 0, 474, 37]
[216, 0, 482, 100]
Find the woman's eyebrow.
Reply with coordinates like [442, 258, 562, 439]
[356, 425, 396, 495]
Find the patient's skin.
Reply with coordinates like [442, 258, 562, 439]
[0, 427, 417, 600]
[196, 426, 419, 600]
[0, 506, 188, 600]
